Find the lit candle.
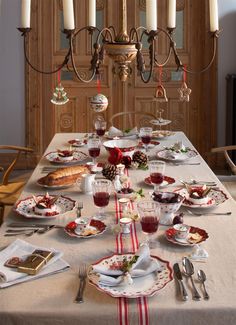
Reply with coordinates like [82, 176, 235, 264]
[63, 0, 75, 30]
[21, 0, 31, 28]
[89, 0, 96, 27]
[167, 0, 176, 29]
[209, 0, 219, 32]
[146, 0, 157, 32]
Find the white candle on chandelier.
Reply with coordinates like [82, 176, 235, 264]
[21, 0, 31, 28]
[89, 0, 96, 27]
[63, 0, 75, 30]
[209, 0, 219, 32]
[146, 0, 157, 32]
[167, 0, 176, 29]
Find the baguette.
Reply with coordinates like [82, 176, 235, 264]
[38, 165, 89, 186]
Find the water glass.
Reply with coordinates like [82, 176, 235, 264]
[92, 179, 112, 219]
[139, 127, 153, 152]
[148, 160, 166, 192]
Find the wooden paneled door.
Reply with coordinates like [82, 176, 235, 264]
[25, 0, 217, 167]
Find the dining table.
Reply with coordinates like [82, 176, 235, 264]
[1, 131, 236, 325]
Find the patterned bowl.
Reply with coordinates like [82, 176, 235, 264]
[103, 139, 138, 157]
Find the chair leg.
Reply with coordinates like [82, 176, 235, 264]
[0, 204, 5, 227]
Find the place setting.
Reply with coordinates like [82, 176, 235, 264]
[44, 149, 88, 165]
[157, 141, 199, 162]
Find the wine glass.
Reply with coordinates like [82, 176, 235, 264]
[139, 127, 153, 152]
[92, 179, 112, 220]
[87, 137, 101, 165]
[148, 160, 166, 192]
[137, 200, 160, 248]
[95, 120, 107, 137]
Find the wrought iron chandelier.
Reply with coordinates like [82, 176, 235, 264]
[18, 0, 220, 85]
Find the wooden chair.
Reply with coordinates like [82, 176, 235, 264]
[0, 145, 33, 225]
[109, 111, 156, 129]
[211, 146, 236, 174]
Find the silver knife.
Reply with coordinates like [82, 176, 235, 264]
[173, 263, 188, 301]
[7, 222, 64, 229]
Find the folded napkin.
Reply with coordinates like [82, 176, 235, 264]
[91, 244, 161, 287]
[108, 126, 138, 138]
[0, 239, 69, 288]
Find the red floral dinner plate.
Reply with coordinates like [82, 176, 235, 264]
[165, 226, 209, 246]
[144, 175, 175, 187]
[64, 219, 107, 238]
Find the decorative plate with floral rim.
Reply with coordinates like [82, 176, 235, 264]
[44, 150, 88, 164]
[152, 130, 175, 140]
[165, 226, 209, 246]
[157, 149, 198, 162]
[64, 219, 107, 238]
[15, 195, 76, 219]
[175, 188, 228, 208]
[88, 253, 172, 298]
[144, 175, 175, 187]
[68, 139, 87, 147]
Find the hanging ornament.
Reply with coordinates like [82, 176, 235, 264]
[90, 72, 108, 112]
[51, 70, 69, 105]
[153, 66, 168, 103]
[178, 66, 192, 102]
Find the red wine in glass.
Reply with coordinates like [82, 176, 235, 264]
[96, 128, 106, 137]
[140, 216, 159, 234]
[89, 147, 100, 158]
[150, 172, 164, 185]
[141, 135, 151, 145]
[93, 192, 110, 207]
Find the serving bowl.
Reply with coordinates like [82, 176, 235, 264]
[103, 139, 138, 157]
[152, 192, 184, 226]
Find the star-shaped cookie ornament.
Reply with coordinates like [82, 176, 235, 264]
[178, 82, 192, 102]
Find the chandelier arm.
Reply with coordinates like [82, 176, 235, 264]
[69, 36, 96, 83]
[95, 27, 114, 45]
[23, 35, 70, 74]
[154, 45, 172, 67]
[139, 38, 155, 83]
[180, 33, 218, 74]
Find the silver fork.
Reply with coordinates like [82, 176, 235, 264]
[186, 209, 232, 216]
[4, 229, 39, 237]
[75, 264, 87, 303]
[77, 202, 83, 218]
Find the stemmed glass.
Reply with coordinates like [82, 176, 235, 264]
[92, 179, 112, 220]
[137, 200, 160, 248]
[95, 120, 107, 137]
[148, 160, 166, 192]
[87, 137, 101, 165]
[139, 127, 153, 152]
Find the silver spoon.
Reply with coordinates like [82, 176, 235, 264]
[197, 270, 209, 300]
[182, 257, 201, 300]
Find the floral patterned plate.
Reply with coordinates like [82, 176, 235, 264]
[144, 175, 175, 187]
[165, 226, 209, 246]
[68, 139, 87, 147]
[15, 195, 76, 219]
[64, 219, 107, 238]
[88, 253, 172, 298]
[45, 150, 88, 164]
[175, 188, 228, 208]
[157, 149, 198, 162]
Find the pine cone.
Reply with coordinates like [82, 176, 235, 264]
[102, 164, 117, 181]
[132, 151, 148, 167]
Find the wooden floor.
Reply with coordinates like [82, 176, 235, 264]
[1, 169, 236, 222]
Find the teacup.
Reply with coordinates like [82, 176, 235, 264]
[75, 218, 88, 233]
[173, 224, 190, 240]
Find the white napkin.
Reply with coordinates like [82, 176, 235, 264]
[0, 239, 69, 288]
[108, 126, 138, 138]
[92, 244, 161, 286]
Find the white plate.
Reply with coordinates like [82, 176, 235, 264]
[150, 119, 172, 126]
[152, 130, 175, 140]
[175, 188, 228, 208]
[88, 253, 172, 298]
[157, 149, 198, 162]
[45, 150, 88, 164]
[15, 195, 76, 219]
[36, 179, 75, 190]
[68, 139, 86, 147]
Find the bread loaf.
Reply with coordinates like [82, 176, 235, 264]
[38, 165, 89, 186]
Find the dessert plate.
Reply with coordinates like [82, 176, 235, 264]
[45, 150, 88, 164]
[68, 139, 87, 147]
[15, 195, 76, 219]
[88, 253, 172, 298]
[165, 226, 209, 246]
[144, 175, 175, 187]
[157, 149, 198, 162]
[175, 188, 228, 208]
[65, 219, 107, 238]
[152, 130, 175, 139]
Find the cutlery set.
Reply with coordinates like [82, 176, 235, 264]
[4, 223, 64, 237]
[174, 257, 209, 301]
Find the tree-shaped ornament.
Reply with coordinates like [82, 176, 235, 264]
[153, 66, 168, 103]
[178, 66, 192, 102]
[51, 70, 69, 105]
[90, 73, 108, 113]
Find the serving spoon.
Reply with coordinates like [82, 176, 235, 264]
[197, 270, 210, 300]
